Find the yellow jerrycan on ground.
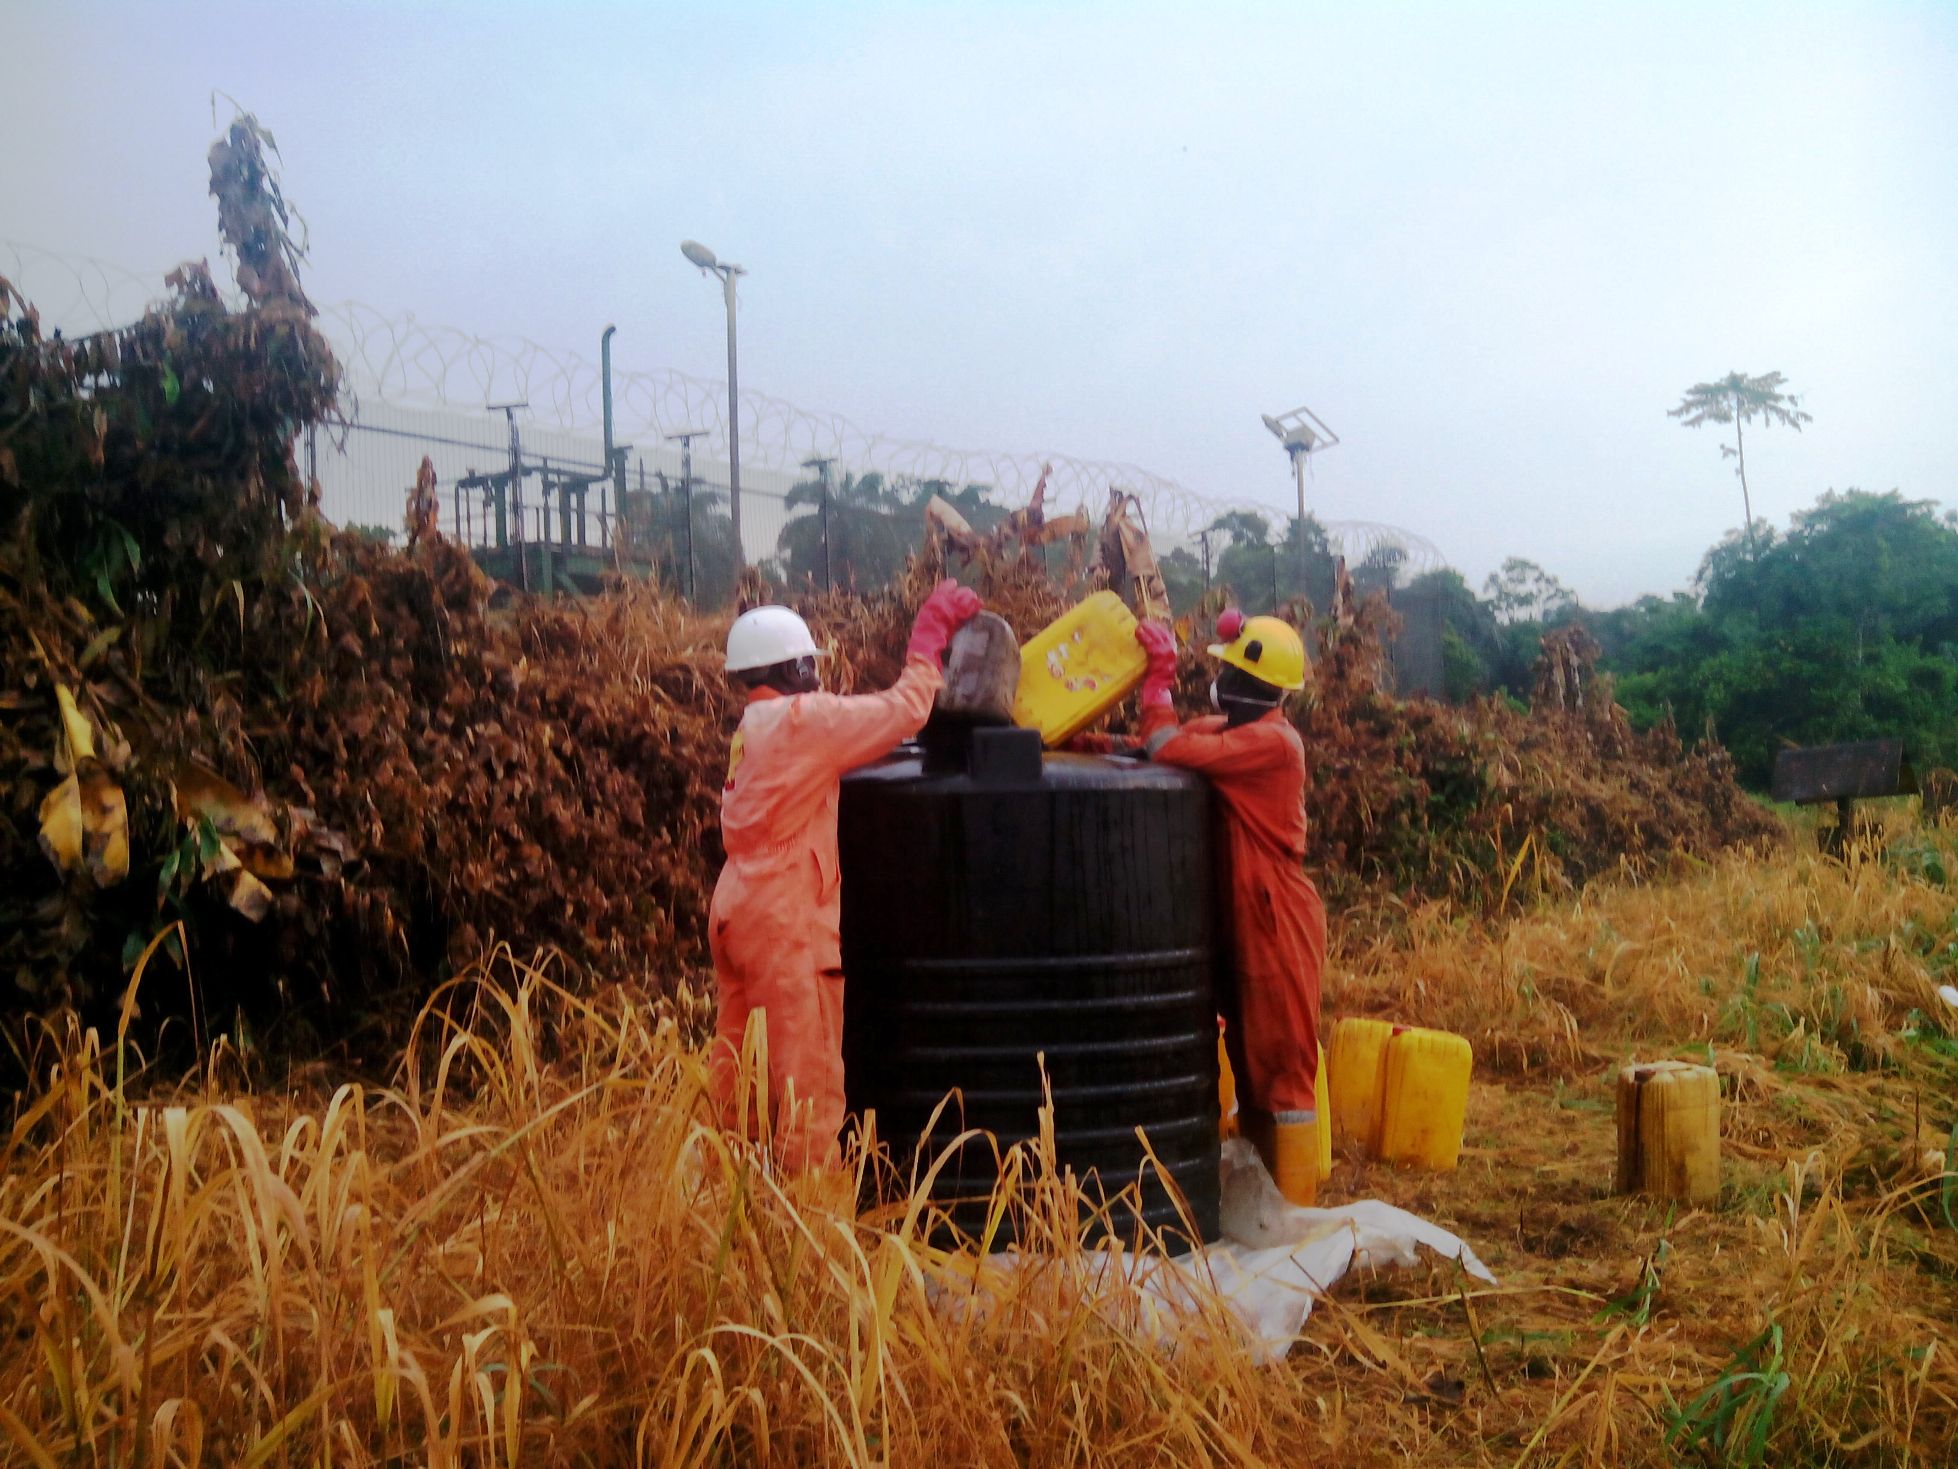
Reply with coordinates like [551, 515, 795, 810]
[1013, 591, 1149, 746]
[1615, 1059, 1721, 1204]
[1328, 1017, 1474, 1170]
[1378, 1027, 1474, 1170]
[1328, 1017, 1397, 1151]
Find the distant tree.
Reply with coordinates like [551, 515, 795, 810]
[1482, 557, 1576, 626]
[1404, 568, 1502, 699]
[777, 470, 911, 589]
[631, 476, 740, 606]
[1700, 490, 1958, 651]
[1668, 370, 1813, 551]
[1278, 515, 1338, 608]
[1604, 489, 1958, 784]
[1203, 510, 1336, 614]
[1351, 543, 1407, 599]
[1208, 509, 1274, 549]
[1208, 511, 1281, 613]
[1159, 546, 1207, 615]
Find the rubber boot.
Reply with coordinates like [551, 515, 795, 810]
[1271, 1115, 1320, 1208]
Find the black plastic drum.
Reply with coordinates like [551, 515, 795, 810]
[839, 734, 1221, 1246]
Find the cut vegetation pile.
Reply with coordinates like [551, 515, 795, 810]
[5, 119, 1775, 1055]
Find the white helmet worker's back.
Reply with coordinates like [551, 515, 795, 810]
[725, 605, 827, 673]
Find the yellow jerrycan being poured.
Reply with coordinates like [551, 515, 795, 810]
[1013, 591, 1149, 746]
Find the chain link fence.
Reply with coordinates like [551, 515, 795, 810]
[313, 399, 1446, 695]
[6, 240, 1447, 694]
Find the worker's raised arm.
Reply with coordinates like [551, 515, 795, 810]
[792, 658, 940, 773]
[798, 580, 982, 775]
[1128, 618, 1290, 773]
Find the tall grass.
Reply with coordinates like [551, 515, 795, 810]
[1336, 821, 1958, 1088]
[1310, 820, 1958, 1466]
[4, 832, 1957, 1465]
[0, 957, 1302, 1466]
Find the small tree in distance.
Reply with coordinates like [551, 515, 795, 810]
[1668, 370, 1813, 552]
[1482, 556, 1576, 625]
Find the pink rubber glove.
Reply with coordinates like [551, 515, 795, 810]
[906, 579, 984, 663]
[1135, 621, 1178, 709]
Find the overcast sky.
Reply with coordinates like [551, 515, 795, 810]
[5, 1, 1954, 605]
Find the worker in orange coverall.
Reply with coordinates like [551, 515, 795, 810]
[708, 581, 983, 1170]
[1131, 608, 1326, 1205]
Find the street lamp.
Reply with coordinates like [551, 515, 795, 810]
[1261, 404, 1340, 591]
[680, 239, 746, 553]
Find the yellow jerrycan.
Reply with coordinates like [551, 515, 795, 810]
[1013, 591, 1148, 746]
[1615, 1060, 1720, 1204]
[1315, 1045, 1332, 1179]
[1217, 1026, 1236, 1137]
[1377, 1027, 1475, 1170]
[1328, 1017, 1397, 1152]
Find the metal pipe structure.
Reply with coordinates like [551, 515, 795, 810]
[601, 324, 622, 552]
[601, 325, 616, 468]
[490, 401, 528, 590]
[681, 241, 747, 558]
[722, 268, 741, 555]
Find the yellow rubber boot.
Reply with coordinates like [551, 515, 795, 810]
[1271, 1114, 1320, 1208]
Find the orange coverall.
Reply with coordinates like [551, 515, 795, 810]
[708, 654, 942, 1168]
[1140, 704, 1327, 1120]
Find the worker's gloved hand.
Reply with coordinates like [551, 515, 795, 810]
[906, 579, 984, 663]
[1135, 620, 1178, 709]
[1063, 733, 1140, 755]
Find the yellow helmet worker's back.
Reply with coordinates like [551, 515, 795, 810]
[1207, 614, 1308, 691]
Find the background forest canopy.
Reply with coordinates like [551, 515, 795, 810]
[1415, 488, 1958, 788]
[691, 461, 1952, 796]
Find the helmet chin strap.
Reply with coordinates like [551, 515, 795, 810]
[1213, 672, 1280, 725]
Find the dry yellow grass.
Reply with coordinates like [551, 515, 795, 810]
[1312, 814, 1958, 1466]
[3, 824, 1956, 1466]
[0, 957, 1301, 1466]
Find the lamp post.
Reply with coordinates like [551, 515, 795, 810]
[1261, 404, 1340, 595]
[681, 239, 746, 554]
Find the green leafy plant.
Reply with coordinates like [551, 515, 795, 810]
[1666, 1321, 1792, 1467]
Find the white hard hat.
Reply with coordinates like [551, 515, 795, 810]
[725, 605, 827, 673]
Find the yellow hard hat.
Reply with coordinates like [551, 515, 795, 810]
[1206, 609, 1308, 691]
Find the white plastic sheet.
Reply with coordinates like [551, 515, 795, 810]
[953, 1140, 1495, 1364]
[1187, 1137, 1496, 1362]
